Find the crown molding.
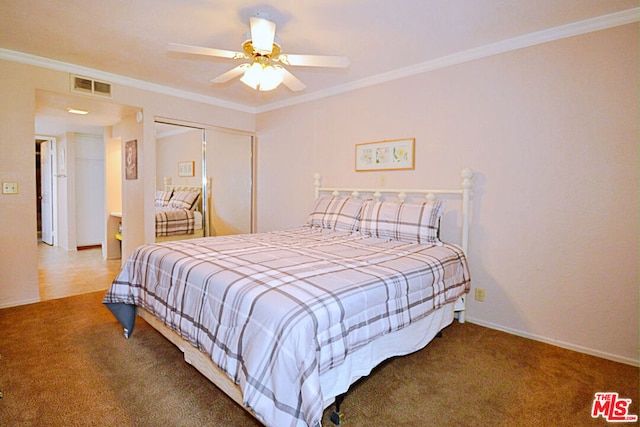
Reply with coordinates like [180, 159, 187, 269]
[0, 48, 256, 114]
[1, 7, 636, 115]
[257, 7, 639, 113]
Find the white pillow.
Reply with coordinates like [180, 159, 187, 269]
[359, 200, 445, 245]
[307, 196, 365, 232]
[155, 190, 172, 207]
[168, 191, 199, 210]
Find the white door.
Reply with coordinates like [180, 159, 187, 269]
[75, 134, 105, 247]
[40, 139, 54, 245]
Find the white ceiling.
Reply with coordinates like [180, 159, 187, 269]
[1, 0, 637, 133]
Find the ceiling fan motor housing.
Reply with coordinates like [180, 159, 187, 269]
[242, 39, 281, 58]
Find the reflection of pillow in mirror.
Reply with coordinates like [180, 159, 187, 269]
[155, 190, 172, 207]
[168, 191, 199, 210]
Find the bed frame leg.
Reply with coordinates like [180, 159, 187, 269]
[457, 310, 466, 323]
[330, 393, 346, 425]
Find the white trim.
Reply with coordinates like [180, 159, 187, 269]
[466, 316, 639, 367]
[0, 48, 254, 114]
[0, 297, 41, 309]
[257, 7, 639, 113]
[0, 8, 636, 114]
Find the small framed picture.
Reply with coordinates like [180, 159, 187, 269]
[355, 138, 415, 172]
[178, 161, 195, 177]
[125, 139, 137, 180]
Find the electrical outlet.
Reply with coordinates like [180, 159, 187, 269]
[474, 287, 485, 302]
[2, 182, 18, 194]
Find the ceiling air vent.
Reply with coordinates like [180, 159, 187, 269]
[70, 75, 112, 97]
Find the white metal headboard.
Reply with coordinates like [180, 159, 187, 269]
[313, 168, 473, 253]
[313, 169, 473, 322]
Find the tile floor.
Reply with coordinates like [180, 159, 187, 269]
[38, 243, 122, 301]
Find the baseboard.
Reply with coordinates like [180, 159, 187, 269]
[466, 316, 639, 367]
[77, 244, 102, 251]
[0, 297, 41, 310]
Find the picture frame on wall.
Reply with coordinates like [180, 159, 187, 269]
[125, 139, 137, 180]
[178, 161, 195, 177]
[355, 138, 415, 172]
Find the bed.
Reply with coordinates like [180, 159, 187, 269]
[154, 181, 204, 242]
[104, 169, 473, 427]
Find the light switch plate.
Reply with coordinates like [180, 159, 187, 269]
[2, 182, 18, 194]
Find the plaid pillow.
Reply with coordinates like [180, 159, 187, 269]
[168, 191, 200, 210]
[155, 190, 173, 207]
[307, 196, 365, 232]
[359, 200, 446, 245]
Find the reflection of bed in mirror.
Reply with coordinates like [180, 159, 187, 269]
[154, 178, 205, 243]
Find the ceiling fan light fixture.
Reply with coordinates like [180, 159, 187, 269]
[259, 65, 283, 91]
[240, 61, 283, 91]
[240, 62, 263, 89]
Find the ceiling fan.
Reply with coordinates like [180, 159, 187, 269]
[166, 14, 349, 92]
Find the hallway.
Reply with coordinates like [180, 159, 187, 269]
[38, 243, 121, 301]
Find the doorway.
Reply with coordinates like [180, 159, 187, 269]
[34, 90, 137, 300]
[36, 136, 57, 245]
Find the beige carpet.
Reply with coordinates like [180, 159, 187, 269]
[0, 291, 637, 426]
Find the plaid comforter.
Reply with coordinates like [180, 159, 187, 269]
[103, 227, 470, 427]
[155, 207, 195, 236]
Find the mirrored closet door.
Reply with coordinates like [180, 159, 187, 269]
[205, 128, 253, 236]
[155, 121, 254, 242]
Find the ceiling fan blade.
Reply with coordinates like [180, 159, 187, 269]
[250, 17, 276, 55]
[276, 54, 349, 68]
[167, 43, 246, 60]
[279, 67, 306, 92]
[211, 64, 250, 83]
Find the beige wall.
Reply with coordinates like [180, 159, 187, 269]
[104, 131, 122, 260]
[0, 59, 254, 308]
[255, 24, 639, 364]
[0, 61, 42, 307]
